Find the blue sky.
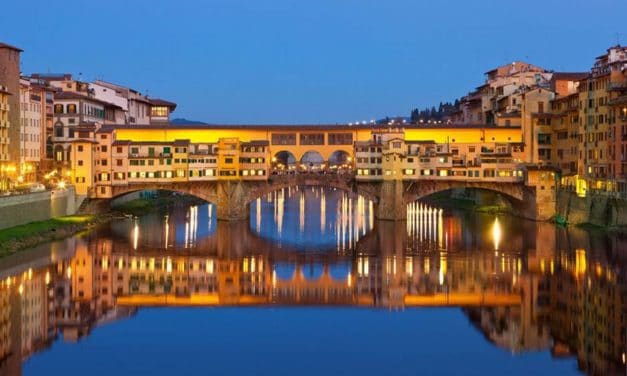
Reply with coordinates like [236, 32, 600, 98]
[2, 0, 625, 123]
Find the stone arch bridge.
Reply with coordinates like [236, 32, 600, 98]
[101, 175, 550, 221]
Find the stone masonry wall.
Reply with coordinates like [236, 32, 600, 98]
[0, 187, 76, 230]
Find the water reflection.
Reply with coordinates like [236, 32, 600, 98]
[251, 186, 374, 251]
[0, 191, 625, 375]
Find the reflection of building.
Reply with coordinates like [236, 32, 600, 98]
[0, 216, 625, 375]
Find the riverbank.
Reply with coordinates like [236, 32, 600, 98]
[0, 214, 119, 257]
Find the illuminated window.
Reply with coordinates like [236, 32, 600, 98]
[405, 169, 414, 175]
[151, 106, 168, 117]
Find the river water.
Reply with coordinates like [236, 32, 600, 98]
[0, 186, 625, 375]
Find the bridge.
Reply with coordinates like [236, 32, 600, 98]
[99, 172, 554, 221]
[77, 123, 557, 221]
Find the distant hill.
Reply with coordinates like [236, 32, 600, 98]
[170, 118, 208, 125]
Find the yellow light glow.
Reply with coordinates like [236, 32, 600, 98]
[492, 217, 501, 251]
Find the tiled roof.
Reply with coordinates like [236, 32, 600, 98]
[0, 42, 23, 52]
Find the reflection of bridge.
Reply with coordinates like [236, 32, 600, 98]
[104, 173, 546, 221]
[91, 220, 524, 308]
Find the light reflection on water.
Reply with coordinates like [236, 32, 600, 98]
[0, 187, 623, 375]
[251, 186, 374, 252]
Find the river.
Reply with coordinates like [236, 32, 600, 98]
[0, 186, 625, 375]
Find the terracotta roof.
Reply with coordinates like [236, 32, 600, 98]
[552, 72, 589, 81]
[68, 139, 98, 144]
[149, 98, 177, 110]
[55, 91, 124, 109]
[173, 139, 190, 146]
[94, 123, 521, 132]
[241, 140, 270, 146]
[0, 42, 23, 52]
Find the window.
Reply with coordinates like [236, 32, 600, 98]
[299, 133, 324, 145]
[328, 133, 353, 145]
[67, 104, 77, 114]
[130, 147, 139, 155]
[151, 106, 168, 117]
[116, 147, 123, 153]
[54, 104, 64, 114]
[77, 160, 83, 166]
[225, 157, 233, 164]
[116, 159, 123, 166]
[271, 133, 296, 145]
[101, 145, 107, 152]
[77, 145, 84, 152]
[101, 159, 108, 166]
[163, 147, 171, 155]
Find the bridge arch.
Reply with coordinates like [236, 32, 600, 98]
[241, 175, 380, 207]
[109, 183, 220, 206]
[272, 150, 297, 172]
[299, 150, 325, 171]
[402, 181, 527, 208]
[328, 150, 352, 170]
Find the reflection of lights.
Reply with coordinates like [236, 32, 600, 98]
[256, 198, 261, 233]
[206, 259, 214, 274]
[66, 266, 72, 278]
[18, 284, 23, 295]
[27, 268, 32, 280]
[299, 192, 305, 233]
[320, 190, 326, 233]
[45, 271, 50, 284]
[347, 272, 352, 287]
[405, 257, 413, 277]
[575, 249, 587, 277]
[357, 256, 369, 277]
[166, 257, 172, 273]
[492, 217, 501, 251]
[132, 221, 139, 250]
[439, 253, 447, 285]
[272, 269, 277, 288]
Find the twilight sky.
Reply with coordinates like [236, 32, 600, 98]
[1, 0, 625, 124]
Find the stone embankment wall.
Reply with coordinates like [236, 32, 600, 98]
[0, 187, 77, 230]
[557, 190, 627, 227]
